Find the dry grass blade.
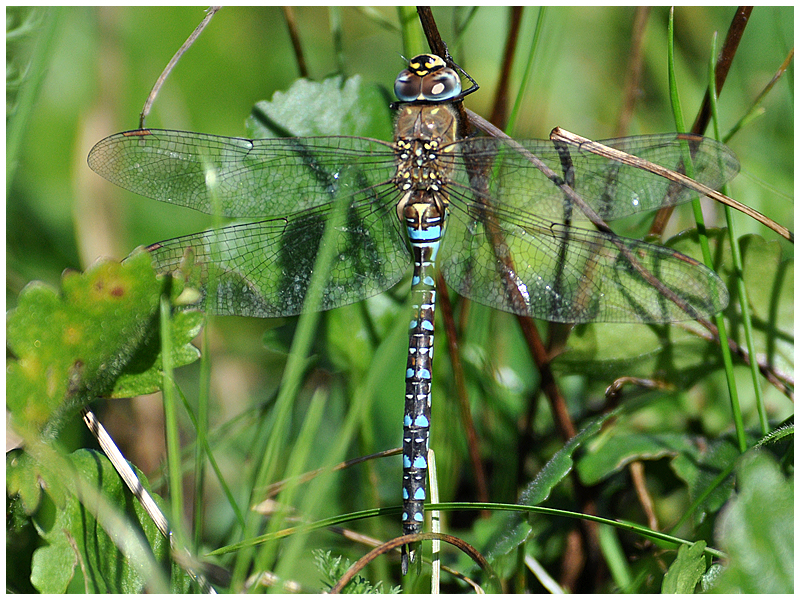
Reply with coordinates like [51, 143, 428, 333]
[81, 408, 218, 592]
[551, 128, 793, 242]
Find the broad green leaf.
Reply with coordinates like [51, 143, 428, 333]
[577, 431, 699, 486]
[710, 452, 793, 593]
[247, 74, 393, 140]
[670, 434, 755, 527]
[662, 541, 707, 593]
[6, 252, 202, 440]
[26, 449, 171, 593]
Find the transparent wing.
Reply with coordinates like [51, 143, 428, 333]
[451, 133, 739, 222]
[440, 189, 728, 323]
[145, 182, 409, 318]
[87, 129, 397, 218]
[93, 126, 734, 322]
[88, 129, 737, 223]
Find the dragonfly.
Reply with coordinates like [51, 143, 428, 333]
[88, 53, 737, 572]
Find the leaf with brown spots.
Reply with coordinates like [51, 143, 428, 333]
[7, 251, 202, 441]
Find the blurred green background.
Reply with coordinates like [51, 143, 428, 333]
[7, 7, 793, 591]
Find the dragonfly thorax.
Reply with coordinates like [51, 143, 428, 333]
[394, 137, 446, 192]
[393, 104, 458, 192]
[393, 103, 458, 233]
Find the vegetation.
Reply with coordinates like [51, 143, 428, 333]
[7, 7, 793, 593]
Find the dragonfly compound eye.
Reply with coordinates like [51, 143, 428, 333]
[394, 70, 423, 102]
[420, 68, 461, 101]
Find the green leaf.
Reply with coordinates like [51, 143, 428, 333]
[325, 297, 401, 378]
[710, 452, 793, 593]
[701, 563, 723, 592]
[520, 414, 613, 506]
[484, 412, 615, 563]
[670, 434, 747, 527]
[7, 448, 59, 514]
[26, 449, 170, 593]
[577, 431, 698, 486]
[247, 74, 393, 139]
[662, 541, 707, 593]
[6, 252, 202, 440]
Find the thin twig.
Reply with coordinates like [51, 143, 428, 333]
[630, 461, 659, 532]
[489, 6, 523, 129]
[282, 6, 308, 78]
[552, 128, 792, 241]
[691, 6, 753, 134]
[139, 7, 221, 129]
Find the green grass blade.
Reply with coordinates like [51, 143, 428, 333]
[668, 11, 746, 453]
[709, 42, 772, 437]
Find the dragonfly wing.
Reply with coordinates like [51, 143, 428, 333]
[440, 194, 728, 323]
[454, 133, 739, 222]
[144, 184, 409, 318]
[88, 130, 396, 218]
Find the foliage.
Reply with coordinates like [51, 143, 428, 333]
[7, 252, 203, 439]
[711, 452, 794, 593]
[7, 6, 793, 593]
[7, 448, 194, 592]
[313, 550, 401, 594]
[6, 252, 203, 591]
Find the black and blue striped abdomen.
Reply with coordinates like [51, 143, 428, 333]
[398, 196, 446, 572]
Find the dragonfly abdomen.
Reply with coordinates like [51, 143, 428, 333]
[400, 194, 445, 572]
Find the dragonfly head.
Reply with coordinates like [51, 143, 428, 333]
[394, 54, 462, 103]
